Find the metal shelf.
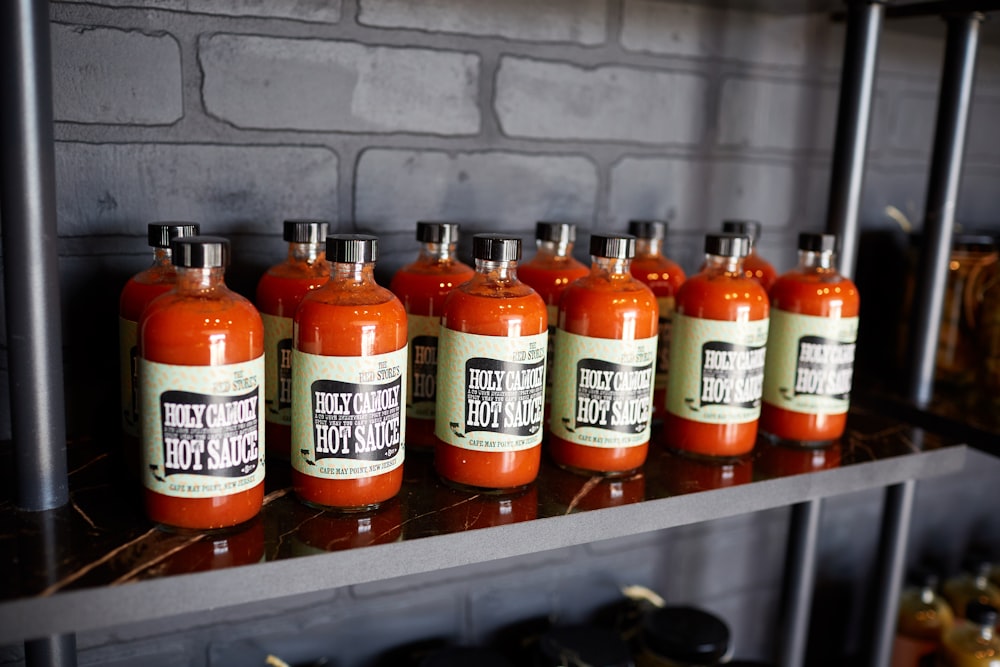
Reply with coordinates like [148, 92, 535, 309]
[0, 408, 966, 645]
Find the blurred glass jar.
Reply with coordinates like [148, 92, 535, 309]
[978, 265, 1000, 410]
[901, 235, 997, 387]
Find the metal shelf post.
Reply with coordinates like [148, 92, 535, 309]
[825, 0, 886, 280]
[905, 12, 984, 408]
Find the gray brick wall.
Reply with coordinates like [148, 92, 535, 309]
[2, 1, 998, 664]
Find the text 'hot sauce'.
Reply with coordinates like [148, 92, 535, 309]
[389, 222, 474, 452]
[628, 220, 686, 422]
[665, 233, 769, 458]
[723, 220, 776, 291]
[139, 236, 265, 530]
[549, 234, 658, 476]
[760, 233, 859, 445]
[435, 234, 548, 491]
[292, 234, 407, 510]
[120, 222, 199, 477]
[256, 219, 330, 460]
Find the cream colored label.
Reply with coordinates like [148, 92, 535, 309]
[291, 347, 406, 480]
[120, 317, 139, 436]
[763, 311, 858, 415]
[262, 313, 293, 426]
[655, 296, 675, 391]
[435, 328, 547, 452]
[666, 313, 769, 424]
[139, 357, 265, 498]
[406, 313, 441, 421]
[549, 330, 657, 448]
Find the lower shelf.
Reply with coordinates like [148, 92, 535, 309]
[0, 405, 966, 644]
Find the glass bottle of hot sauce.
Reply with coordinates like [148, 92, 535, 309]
[518, 221, 589, 417]
[256, 219, 330, 460]
[139, 236, 265, 530]
[389, 222, 474, 452]
[628, 220, 686, 422]
[292, 235, 407, 510]
[722, 220, 776, 291]
[435, 234, 547, 491]
[549, 234, 658, 476]
[664, 234, 769, 458]
[760, 233, 859, 445]
[120, 222, 199, 477]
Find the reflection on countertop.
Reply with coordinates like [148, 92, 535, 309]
[0, 404, 955, 602]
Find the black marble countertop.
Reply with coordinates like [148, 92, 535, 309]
[0, 403, 967, 644]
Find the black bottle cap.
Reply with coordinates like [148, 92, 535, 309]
[326, 234, 378, 263]
[640, 606, 730, 664]
[416, 221, 460, 245]
[536, 221, 577, 244]
[171, 236, 229, 268]
[473, 234, 521, 262]
[705, 233, 750, 258]
[628, 220, 666, 241]
[283, 219, 329, 244]
[538, 625, 633, 667]
[966, 601, 999, 627]
[148, 222, 199, 248]
[722, 220, 762, 242]
[420, 647, 514, 667]
[590, 234, 636, 259]
[799, 233, 837, 253]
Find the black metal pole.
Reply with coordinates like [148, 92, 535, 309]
[24, 637, 78, 667]
[776, 499, 822, 667]
[0, 0, 69, 511]
[864, 480, 916, 667]
[825, 0, 885, 280]
[905, 13, 983, 408]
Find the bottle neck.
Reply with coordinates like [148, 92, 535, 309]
[152, 247, 172, 268]
[535, 239, 573, 259]
[175, 267, 226, 294]
[798, 249, 836, 274]
[592, 255, 632, 278]
[474, 258, 518, 284]
[419, 241, 457, 263]
[919, 586, 936, 605]
[289, 241, 324, 265]
[977, 622, 996, 642]
[704, 253, 743, 276]
[635, 238, 662, 258]
[331, 260, 377, 285]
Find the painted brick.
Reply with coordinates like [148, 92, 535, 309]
[495, 57, 707, 145]
[355, 149, 598, 231]
[56, 0, 341, 22]
[200, 35, 479, 135]
[891, 91, 1000, 162]
[358, 0, 606, 45]
[52, 24, 182, 125]
[718, 77, 839, 152]
[54, 143, 338, 236]
[620, 0, 842, 68]
[608, 156, 829, 233]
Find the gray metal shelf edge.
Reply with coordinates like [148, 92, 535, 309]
[0, 443, 966, 645]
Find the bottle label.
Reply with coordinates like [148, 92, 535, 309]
[262, 313, 294, 426]
[666, 313, 769, 424]
[763, 311, 858, 415]
[406, 313, 440, 421]
[655, 296, 675, 391]
[435, 328, 547, 452]
[291, 347, 407, 479]
[549, 330, 657, 448]
[545, 304, 558, 398]
[139, 357, 265, 498]
[119, 317, 139, 437]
